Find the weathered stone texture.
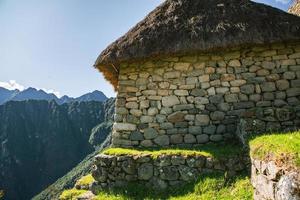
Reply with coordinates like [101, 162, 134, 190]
[251, 159, 300, 200]
[92, 153, 247, 191]
[113, 44, 300, 147]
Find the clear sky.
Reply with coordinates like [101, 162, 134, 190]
[0, 0, 295, 98]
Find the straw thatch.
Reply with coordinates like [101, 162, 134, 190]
[95, 0, 300, 89]
[289, 0, 300, 16]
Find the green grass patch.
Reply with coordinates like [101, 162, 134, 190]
[93, 172, 253, 200]
[102, 143, 243, 159]
[249, 131, 300, 167]
[75, 174, 95, 188]
[0, 190, 4, 200]
[59, 189, 86, 200]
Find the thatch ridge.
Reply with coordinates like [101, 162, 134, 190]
[289, 0, 300, 16]
[95, 0, 300, 89]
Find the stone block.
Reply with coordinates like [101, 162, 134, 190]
[148, 108, 159, 116]
[260, 82, 276, 92]
[228, 60, 241, 67]
[210, 111, 225, 121]
[130, 131, 144, 141]
[283, 71, 296, 80]
[195, 115, 210, 126]
[144, 128, 158, 140]
[225, 94, 239, 103]
[174, 62, 190, 71]
[261, 61, 276, 70]
[210, 135, 223, 142]
[276, 80, 290, 91]
[174, 90, 189, 96]
[126, 102, 139, 109]
[141, 116, 154, 123]
[241, 84, 255, 94]
[162, 96, 180, 107]
[221, 74, 235, 81]
[164, 71, 181, 79]
[199, 75, 209, 83]
[170, 134, 183, 144]
[138, 163, 153, 180]
[184, 134, 197, 144]
[188, 126, 202, 135]
[114, 123, 137, 131]
[167, 112, 185, 123]
[291, 80, 300, 87]
[196, 134, 209, 143]
[191, 88, 207, 97]
[203, 125, 217, 135]
[195, 97, 209, 105]
[230, 80, 246, 87]
[234, 102, 255, 109]
[173, 104, 194, 111]
[287, 88, 300, 97]
[154, 135, 170, 146]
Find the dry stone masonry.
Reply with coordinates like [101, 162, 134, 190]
[91, 153, 247, 191]
[251, 159, 300, 200]
[112, 44, 300, 148]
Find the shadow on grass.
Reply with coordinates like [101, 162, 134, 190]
[96, 171, 252, 200]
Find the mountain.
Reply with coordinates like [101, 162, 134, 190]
[0, 99, 115, 200]
[76, 90, 108, 102]
[11, 87, 59, 102]
[0, 88, 19, 105]
[0, 87, 108, 105]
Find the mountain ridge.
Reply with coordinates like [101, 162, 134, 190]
[0, 87, 108, 105]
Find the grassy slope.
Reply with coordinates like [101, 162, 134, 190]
[249, 131, 300, 167]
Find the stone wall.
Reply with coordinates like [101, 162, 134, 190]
[91, 153, 247, 191]
[113, 43, 300, 147]
[251, 159, 300, 200]
[236, 106, 299, 146]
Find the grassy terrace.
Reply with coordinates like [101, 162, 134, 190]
[60, 131, 300, 199]
[249, 131, 300, 168]
[102, 143, 244, 159]
[61, 172, 253, 200]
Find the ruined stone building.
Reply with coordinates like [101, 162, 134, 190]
[94, 0, 300, 148]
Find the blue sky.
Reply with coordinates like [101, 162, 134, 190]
[0, 0, 295, 98]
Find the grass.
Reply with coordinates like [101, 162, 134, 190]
[59, 189, 86, 200]
[60, 172, 252, 200]
[92, 172, 253, 200]
[102, 143, 243, 159]
[249, 131, 300, 168]
[0, 190, 4, 200]
[75, 174, 95, 188]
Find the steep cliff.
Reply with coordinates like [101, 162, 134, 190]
[0, 99, 114, 200]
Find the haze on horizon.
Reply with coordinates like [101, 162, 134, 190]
[0, 0, 294, 98]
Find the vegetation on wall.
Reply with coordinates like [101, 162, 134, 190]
[102, 143, 243, 159]
[249, 131, 300, 168]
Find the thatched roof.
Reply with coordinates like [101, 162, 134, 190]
[289, 0, 300, 16]
[95, 0, 300, 89]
